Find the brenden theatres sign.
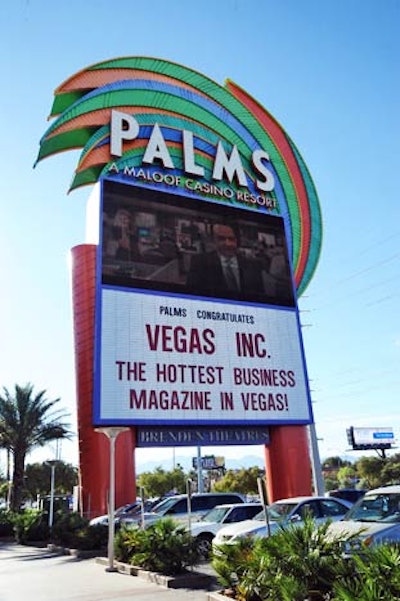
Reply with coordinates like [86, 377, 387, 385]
[36, 56, 322, 430]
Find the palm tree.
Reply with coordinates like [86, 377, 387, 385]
[0, 383, 71, 511]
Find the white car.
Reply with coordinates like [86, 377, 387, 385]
[213, 495, 352, 547]
[190, 503, 261, 557]
[327, 485, 400, 551]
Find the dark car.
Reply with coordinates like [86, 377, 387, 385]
[326, 489, 367, 504]
[122, 492, 245, 527]
[89, 499, 155, 526]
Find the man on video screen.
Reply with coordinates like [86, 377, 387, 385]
[186, 222, 265, 299]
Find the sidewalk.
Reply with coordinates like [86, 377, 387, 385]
[0, 541, 220, 601]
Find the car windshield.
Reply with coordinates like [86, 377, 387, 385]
[115, 503, 136, 515]
[124, 504, 141, 516]
[151, 497, 183, 515]
[115, 504, 130, 515]
[115, 501, 142, 516]
[253, 502, 298, 522]
[344, 493, 400, 523]
[200, 506, 231, 522]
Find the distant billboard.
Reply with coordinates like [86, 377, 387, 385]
[192, 455, 225, 470]
[93, 178, 312, 427]
[347, 426, 395, 450]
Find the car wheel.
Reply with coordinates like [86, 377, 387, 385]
[196, 533, 214, 559]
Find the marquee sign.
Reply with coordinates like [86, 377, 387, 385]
[35, 56, 322, 297]
[35, 59, 323, 512]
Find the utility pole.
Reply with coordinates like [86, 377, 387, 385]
[308, 423, 325, 495]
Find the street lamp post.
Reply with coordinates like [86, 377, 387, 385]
[308, 423, 325, 495]
[95, 427, 129, 572]
[49, 463, 56, 529]
[45, 460, 58, 529]
[196, 446, 204, 493]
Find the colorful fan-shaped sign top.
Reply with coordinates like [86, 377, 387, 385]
[35, 56, 322, 296]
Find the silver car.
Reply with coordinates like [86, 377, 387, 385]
[327, 485, 400, 551]
[213, 495, 352, 546]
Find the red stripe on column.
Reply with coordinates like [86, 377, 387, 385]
[71, 244, 136, 518]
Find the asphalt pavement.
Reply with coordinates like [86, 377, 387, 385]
[0, 541, 220, 601]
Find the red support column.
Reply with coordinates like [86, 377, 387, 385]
[71, 244, 136, 518]
[264, 425, 313, 502]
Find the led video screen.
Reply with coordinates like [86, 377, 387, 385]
[101, 179, 295, 307]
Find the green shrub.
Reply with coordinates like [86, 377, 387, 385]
[68, 524, 108, 551]
[1, 507, 106, 550]
[51, 512, 107, 550]
[211, 537, 256, 593]
[50, 511, 88, 546]
[333, 544, 400, 601]
[114, 524, 133, 564]
[114, 517, 201, 575]
[252, 518, 353, 600]
[0, 508, 14, 537]
[211, 518, 400, 601]
[11, 509, 49, 543]
[212, 517, 356, 601]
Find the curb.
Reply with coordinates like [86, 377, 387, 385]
[47, 544, 105, 559]
[95, 557, 214, 589]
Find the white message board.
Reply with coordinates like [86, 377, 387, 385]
[94, 288, 311, 425]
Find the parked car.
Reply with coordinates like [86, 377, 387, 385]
[327, 485, 400, 552]
[213, 495, 352, 547]
[90, 499, 154, 526]
[190, 502, 262, 557]
[122, 492, 245, 528]
[326, 488, 367, 504]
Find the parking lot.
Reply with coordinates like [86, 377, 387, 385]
[0, 541, 218, 601]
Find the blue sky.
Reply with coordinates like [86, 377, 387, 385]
[0, 0, 399, 472]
